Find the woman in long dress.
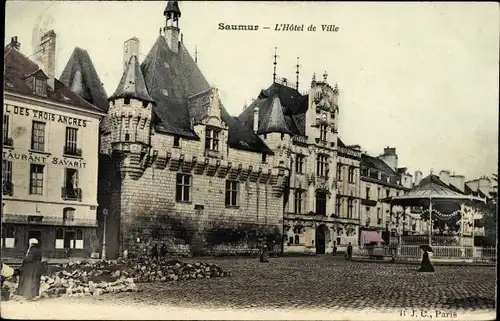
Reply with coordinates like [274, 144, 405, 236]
[417, 250, 435, 272]
[17, 238, 43, 299]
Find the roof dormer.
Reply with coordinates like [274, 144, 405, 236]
[24, 69, 49, 97]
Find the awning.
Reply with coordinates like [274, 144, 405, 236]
[360, 230, 384, 245]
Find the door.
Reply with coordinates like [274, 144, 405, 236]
[315, 225, 327, 254]
[64, 230, 75, 249]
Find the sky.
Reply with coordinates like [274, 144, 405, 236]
[4, 1, 499, 182]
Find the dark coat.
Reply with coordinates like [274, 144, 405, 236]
[418, 251, 435, 272]
[17, 244, 43, 299]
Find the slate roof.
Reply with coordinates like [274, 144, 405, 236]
[237, 82, 308, 136]
[4, 45, 102, 113]
[109, 55, 154, 103]
[99, 34, 271, 154]
[408, 175, 466, 197]
[361, 154, 398, 176]
[59, 47, 109, 112]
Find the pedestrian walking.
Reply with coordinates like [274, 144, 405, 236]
[347, 242, 353, 260]
[332, 242, 338, 256]
[17, 238, 43, 300]
[260, 244, 269, 263]
[150, 244, 159, 261]
[418, 245, 435, 272]
[159, 243, 167, 258]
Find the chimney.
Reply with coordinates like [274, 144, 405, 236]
[378, 146, 398, 170]
[36, 30, 56, 89]
[9, 36, 21, 50]
[414, 170, 422, 186]
[123, 37, 140, 71]
[253, 105, 259, 133]
[439, 170, 450, 186]
[449, 175, 465, 192]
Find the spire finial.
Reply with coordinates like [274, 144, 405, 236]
[194, 45, 198, 64]
[323, 71, 328, 82]
[273, 47, 279, 83]
[311, 72, 316, 85]
[295, 57, 301, 90]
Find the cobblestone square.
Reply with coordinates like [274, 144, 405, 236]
[46, 256, 496, 312]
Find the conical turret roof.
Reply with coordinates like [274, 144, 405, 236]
[109, 55, 154, 103]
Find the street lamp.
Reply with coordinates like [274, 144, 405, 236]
[102, 208, 108, 260]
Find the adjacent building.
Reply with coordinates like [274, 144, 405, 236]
[358, 147, 413, 246]
[2, 35, 105, 257]
[237, 73, 363, 255]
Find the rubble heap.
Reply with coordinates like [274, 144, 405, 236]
[3, 258, 230, 299]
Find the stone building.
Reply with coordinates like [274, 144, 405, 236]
[237, 72, 363, 255]
[56, 1, 288, 259]
[2, 35, 105, 257]
[359, 147, 413, 246]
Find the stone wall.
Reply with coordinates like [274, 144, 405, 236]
[98, 127, 285, 259]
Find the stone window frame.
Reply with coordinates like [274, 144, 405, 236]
[316, 153, 329, 177]
[336, 164, 342, 181]
[347, 197, 354, 218]
[365, 186, 371, 200]
[31, 120, 46, 151]
[64, 126, 79, 154]
[205, 126, 220, 151]
[225, 180, 239, 208]
[319, 124, 328, 142]
[29, 163, 44, 195]
[175, 173, 192, 203]
[294, 189, 305, 214]
[295, 154, 305, 174]
[63, 207, 76, 223]
[173, 135, 181, 148]
[335, 195, 342, 216]
[348, 166, 355, 183]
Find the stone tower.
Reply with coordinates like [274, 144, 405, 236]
[163, 0, 181, 53]
[107, 54, 155, 179]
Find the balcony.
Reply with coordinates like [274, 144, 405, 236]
[2, 181, 13, 196]
[61, 187, 82, 201]
[361, 199, 377, 206]
[64, 146, 82, 157]
[3, 137, 13, 147]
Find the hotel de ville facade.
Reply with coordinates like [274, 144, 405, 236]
[4, 1, 422, 259]
[90, 1, 364, 259]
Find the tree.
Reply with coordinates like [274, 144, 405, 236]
[480, 174, 497, 246]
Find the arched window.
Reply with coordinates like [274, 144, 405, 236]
[55, 228, 64, 249]
[63, 207, 75, 222]
[75, 229, 84, 249]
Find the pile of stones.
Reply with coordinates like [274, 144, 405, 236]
[4, 257, 230, 299]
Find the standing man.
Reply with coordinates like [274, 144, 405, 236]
[347, 242, 353, 260]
